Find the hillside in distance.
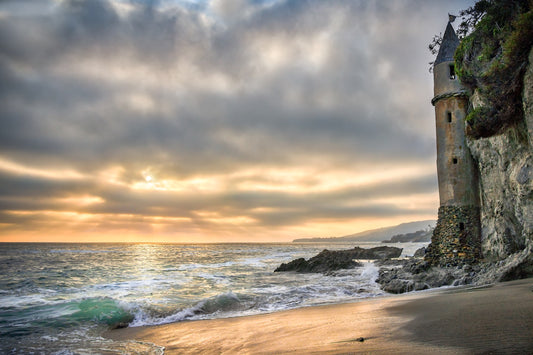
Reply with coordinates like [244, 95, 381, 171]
[293, 220, 436, 243]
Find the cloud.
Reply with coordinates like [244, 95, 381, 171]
[0, 0, 474, 241]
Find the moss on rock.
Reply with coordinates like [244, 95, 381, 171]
[454, 0, 533, 138]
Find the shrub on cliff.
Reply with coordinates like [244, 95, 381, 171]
[453, 0, 533, 138]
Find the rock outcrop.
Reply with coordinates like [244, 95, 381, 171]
[376, 259, 475, 294]
[274, 246, 402, 273]
[465, 48, 533, 262]
[376, 244, 533, 293]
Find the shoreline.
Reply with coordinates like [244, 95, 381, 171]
[107, 277, 533, 354]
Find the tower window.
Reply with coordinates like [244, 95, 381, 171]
[447, 112, 452, 123]
[449, 64, 456, 79]
[452, 158, 458, 164]
[459, 222, 465, 231]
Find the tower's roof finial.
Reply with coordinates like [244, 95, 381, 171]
[448, 13, 457, 23]
[434, 20, 460, 66]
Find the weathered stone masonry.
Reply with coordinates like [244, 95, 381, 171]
[426, 20, 482, 266]
[427, 206, 481, 266]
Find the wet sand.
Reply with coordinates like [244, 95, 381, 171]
[107, 277, 533, 354]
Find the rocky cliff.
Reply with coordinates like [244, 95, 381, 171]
[467, 50, 533, 261]
[453, 1, 532, 266]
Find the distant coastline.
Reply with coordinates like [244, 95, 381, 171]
[293, 220, 435, 243]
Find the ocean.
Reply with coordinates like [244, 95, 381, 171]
[0, 242, 427, 354]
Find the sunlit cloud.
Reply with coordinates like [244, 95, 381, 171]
[0, 157, 86, 180]
[0, 0, 474, 242]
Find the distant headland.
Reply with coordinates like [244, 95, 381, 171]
[293, 220, 435, 243]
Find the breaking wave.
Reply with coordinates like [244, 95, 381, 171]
[129, 292, 245, 326]
[2, 242, 427, 353]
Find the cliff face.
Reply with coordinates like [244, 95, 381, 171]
[466, 48, 533, 260]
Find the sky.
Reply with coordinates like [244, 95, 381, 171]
[0, 0, 475, 243]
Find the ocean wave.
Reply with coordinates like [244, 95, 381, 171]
[1, 242, 396, 354]
[73, 298, 134, 326]
[95, 277, 182, 290]
[129, 291, 245, 327]
[0, 293, 54, 308]
[0, 297, 134, 337]
[177, 261, 239, 271]
[239, 257, 267, 267]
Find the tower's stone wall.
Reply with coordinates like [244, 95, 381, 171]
[426, 205, 481, 266]
[427, 21, 482, 266]
[433, 60, 463, 97]
[434, 96, 480, 207]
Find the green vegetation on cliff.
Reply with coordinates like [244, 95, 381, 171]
[454, 0, 533, 138]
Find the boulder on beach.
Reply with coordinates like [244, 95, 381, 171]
[274, 246, 402, 273]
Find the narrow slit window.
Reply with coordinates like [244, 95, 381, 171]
[447, 112, 452, 123]
[449, 64, 456, 79]
[452, 158, 458, 164]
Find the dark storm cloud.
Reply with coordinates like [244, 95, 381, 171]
[0, 0, 473, 239]
[1, 0, 425, 166]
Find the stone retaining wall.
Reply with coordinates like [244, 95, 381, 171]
[426, 205, 481, 266]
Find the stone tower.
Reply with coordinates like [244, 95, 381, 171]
[426, 20, 481, 266]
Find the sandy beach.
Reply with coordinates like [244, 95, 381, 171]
[107, 277, 533, 354]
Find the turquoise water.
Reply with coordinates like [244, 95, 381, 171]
[0, 242, 426, 353]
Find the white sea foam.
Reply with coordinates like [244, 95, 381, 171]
[41, 335, 59, 342]
[128, 305, 197, 327]
[1, 294, 52, 308]
[1, 242, 400, 353]
[129, 292, 242, 326]
[359, 262, 380, 282]
[239, 257, 267, 267]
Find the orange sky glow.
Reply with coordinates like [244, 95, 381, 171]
[0, 0, 474, 243]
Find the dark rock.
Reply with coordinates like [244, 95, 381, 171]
[274, 246, 402, 273]
[350, 246, 403, 259]
[407, 260, 430, 274]
[375, 258, 410, 267]
[413, 282, 430, 291]
[516, 163, 530, 185]
[110, 322, 130, 330]
[274, 258, 309, 272]
[275, 250, 362, 273]
[413, 247, 426, 258]
[381, 279, 414, 294]
[422, 270, 456, 287]
[377, 239, 532, 294]
[498, 256, 533, 281]
[376, 258, 471, 294]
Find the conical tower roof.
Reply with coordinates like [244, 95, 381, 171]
[434, 22, 460, 65]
